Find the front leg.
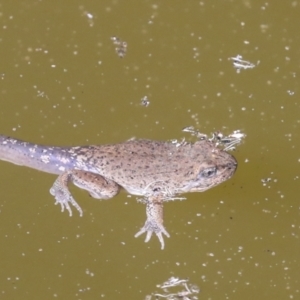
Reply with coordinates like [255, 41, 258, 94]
[50, 170, 120, 216]
[135, 196, 170, 250]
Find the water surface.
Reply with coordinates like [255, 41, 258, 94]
[0, 1, 299, 299]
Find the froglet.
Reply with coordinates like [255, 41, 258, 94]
[0, 135, 237, 249]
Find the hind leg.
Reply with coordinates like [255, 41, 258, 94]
[50, 170, 120, 216]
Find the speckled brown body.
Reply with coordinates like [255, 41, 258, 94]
[0, 135, 237, 249]
[69, 140, 235, 196]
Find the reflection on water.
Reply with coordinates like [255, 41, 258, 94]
[145, 277, 200, 300]
[229, 55, 258, 73]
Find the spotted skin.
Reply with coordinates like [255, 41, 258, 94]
[0, 135, 237, 249]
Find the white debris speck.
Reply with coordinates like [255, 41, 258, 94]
[140, 96, 150, 107]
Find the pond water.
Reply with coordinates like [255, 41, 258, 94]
[0, 1, 299, 299]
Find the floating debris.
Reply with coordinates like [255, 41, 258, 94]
[261, 178, 272, 185]
[261, 173, 277, 187]
[79, 6, 95, 27]
[140, 96, 150, 107]
[182, 126, 207, 140]
[182, 126, 246, 151]
[111, 36, 127, 58]
[211, 130, 246, 151]
[145, 277, 200, 300]
[229, 55, 257, 73]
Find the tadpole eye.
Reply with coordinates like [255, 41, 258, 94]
[199, 167, 217, 178]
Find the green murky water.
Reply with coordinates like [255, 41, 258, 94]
[0, 1, 299, 299]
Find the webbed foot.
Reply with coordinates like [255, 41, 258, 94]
[135, 196, 169, 249]
[135, 219, 170, 250]
[50, 172, 83, 217]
